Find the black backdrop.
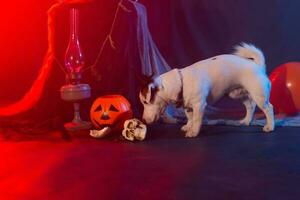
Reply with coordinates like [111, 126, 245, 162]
[1, 0, 300, 122]
[145, 0, 300, 71]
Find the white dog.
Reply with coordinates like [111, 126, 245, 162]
[139, 43, 275, 137]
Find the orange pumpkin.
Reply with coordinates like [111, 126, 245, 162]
[90, 95, 133, 130]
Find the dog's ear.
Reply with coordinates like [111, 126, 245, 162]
[146, 83, 158, 103]
[153, 76, 164, 91]
[141, 83, 160, 104]
[148, 78, 164, 102]
[132, 69, 155, 88]
[136, 71, 163, 104]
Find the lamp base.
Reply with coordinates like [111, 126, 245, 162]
[60, 84, 92, 132]
[60, 84, 91, 102]
[64, 120, 92, 132]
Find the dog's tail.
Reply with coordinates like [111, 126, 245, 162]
[234, 43, 266, 69]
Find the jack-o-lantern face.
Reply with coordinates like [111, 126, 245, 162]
[90, 95, 133, 130]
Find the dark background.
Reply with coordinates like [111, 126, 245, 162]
[0, 0, 300, 118]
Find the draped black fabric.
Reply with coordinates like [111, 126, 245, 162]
[1, 0, 300, 126]
[144, 0, 300, 73]
[84, 0, 300, 109]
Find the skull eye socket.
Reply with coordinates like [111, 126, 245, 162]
[95, 105, 102, 112]
[125, 130, 130, 137]
[109, 105, 119, 112]
[125, 130, 134, 138]
[127, 122, 134, 129]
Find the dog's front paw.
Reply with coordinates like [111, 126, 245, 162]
[181, 124, 191, 132]
[263, 124, 274, 133]
[239, 118, 251, 126]
[185, 130, 199, 138]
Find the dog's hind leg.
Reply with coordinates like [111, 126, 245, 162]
[240, 98, 256, 126]
[229, 89, 256, 126]
[185, 102, 206, 138]
[246, 78, 275, 132]
[257, 100, 274, 132]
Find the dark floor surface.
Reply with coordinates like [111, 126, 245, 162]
[1, 124, 300, 200]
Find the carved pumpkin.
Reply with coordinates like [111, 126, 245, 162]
[90, 95, 133, 130]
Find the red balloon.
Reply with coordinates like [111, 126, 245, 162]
[269, 62, 300, 116]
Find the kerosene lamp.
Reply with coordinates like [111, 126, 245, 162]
[60, 6, 92, 131]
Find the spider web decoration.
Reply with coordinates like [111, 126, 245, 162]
[133, 1, 186, 121]
[132, 1, 172, 76]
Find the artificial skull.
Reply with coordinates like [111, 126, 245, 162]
[122, 119, 147, 141]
